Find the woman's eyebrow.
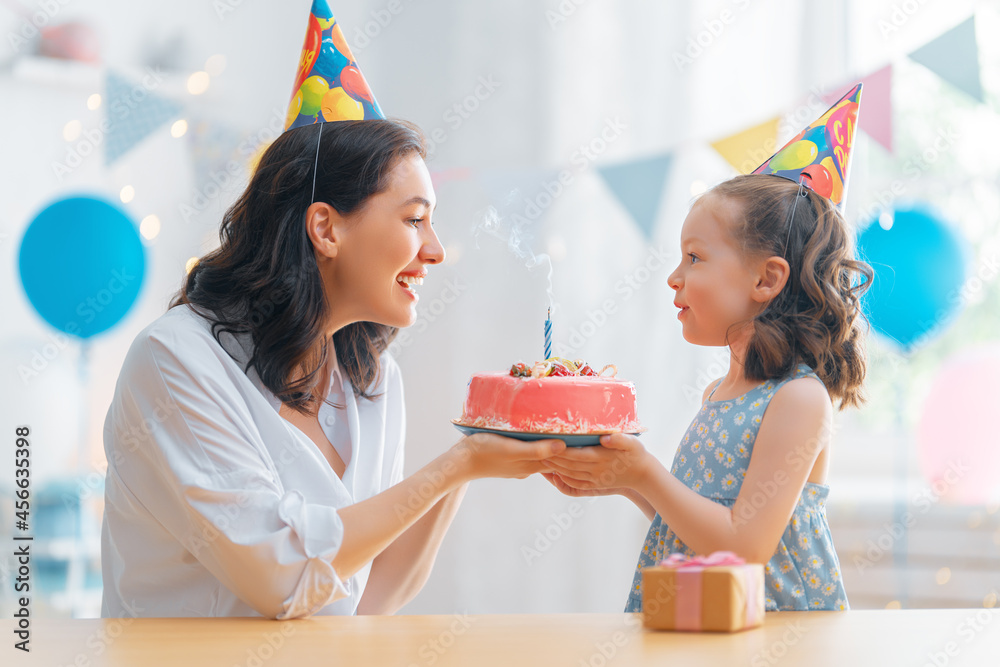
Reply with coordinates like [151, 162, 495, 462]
[401, 196, 436, 211]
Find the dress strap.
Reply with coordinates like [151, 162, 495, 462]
[707, 378, 723, 400]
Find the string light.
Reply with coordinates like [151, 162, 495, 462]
[63, 120, 81, 141]
[140, 215, 161, 240]
[87, 93, 102, 110]
[120, 186, 135, 203]
[187, 71, 210, 95]
[171, 120, 189, 138]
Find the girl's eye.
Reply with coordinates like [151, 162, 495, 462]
[688, 253, 700, 264]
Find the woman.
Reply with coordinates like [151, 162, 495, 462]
[101, 119, 565, 619]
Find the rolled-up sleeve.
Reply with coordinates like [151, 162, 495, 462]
[109, 326, 350, 619]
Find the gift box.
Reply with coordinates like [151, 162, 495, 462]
[641, 551, 765, 632]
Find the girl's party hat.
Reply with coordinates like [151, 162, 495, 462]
[753, 84, 862, 210]
[284, 0, 385, 132]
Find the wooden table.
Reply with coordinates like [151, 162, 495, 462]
[7, 610, 1000, 666]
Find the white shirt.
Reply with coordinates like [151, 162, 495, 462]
[101, 305, 405, 619]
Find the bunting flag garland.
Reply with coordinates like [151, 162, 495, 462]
[104, 70, 183, 166]
[597, 154, 674, 240]
[710, 116, 781, 174]
[907, 16, 982, 103]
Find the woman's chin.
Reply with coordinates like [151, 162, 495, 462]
[371, 307, 417, 330]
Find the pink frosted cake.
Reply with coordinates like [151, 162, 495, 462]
[457, 358, 641, 435]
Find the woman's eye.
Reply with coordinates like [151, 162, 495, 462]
[408, 218, 423, 228]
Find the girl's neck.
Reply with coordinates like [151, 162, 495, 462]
[712, 328, 758, 399]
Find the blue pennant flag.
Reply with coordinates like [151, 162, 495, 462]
[597, 153, 674, 240]
[105, 69, 183, 165]
[908, 16, 983, 103]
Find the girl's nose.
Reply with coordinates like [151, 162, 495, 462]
[667, 264, 682, 291]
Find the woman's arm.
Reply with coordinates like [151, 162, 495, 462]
[331, 434, 562, 580]
[356, 483, 468, 615]
[542, 378, 832, 563]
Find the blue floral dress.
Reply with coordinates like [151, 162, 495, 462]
[625, 364, 849, 612]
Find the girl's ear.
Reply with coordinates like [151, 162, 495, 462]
[305, 202, 346, 260]
[752, 256, 790, 302]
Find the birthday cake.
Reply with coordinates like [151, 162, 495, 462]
[457, 358, 641, 435]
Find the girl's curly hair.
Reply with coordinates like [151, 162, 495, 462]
[710, 174, 873, 409]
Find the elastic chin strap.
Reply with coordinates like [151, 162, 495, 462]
[310, 122, 324, 204]
[782, 179, 809, 256]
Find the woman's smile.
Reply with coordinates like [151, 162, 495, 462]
[395, 271, 425, 301]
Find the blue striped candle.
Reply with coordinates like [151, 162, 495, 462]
[544, 308, 552, 360]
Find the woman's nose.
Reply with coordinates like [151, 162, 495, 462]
[420, 226, 446, 265]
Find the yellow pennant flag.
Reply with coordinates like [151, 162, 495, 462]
[710, 117, 781, 174]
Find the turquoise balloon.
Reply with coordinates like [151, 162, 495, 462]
[18, 196, 146, 339]
[770, 140, 818, 171]
[857, 203, 968, 351]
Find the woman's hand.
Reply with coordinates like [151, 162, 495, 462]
[451, 433, 566, 482]
[540, 432, 650, 492]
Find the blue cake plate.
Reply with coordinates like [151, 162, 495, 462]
[451, 420, 643, 447]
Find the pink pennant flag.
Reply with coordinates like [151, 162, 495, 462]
[822, 65, 893, 153]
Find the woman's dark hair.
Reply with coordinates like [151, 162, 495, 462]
[708, 174, 873, 409]
[170, 119, 426, 413]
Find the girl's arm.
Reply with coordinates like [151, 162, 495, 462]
[542, 378, 832, 563]
[541, 473, 657, 521]
[356, 483, 468, 614]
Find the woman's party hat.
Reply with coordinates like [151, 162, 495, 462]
[284, 0, 385, 132]
[753, 84, 862, 210]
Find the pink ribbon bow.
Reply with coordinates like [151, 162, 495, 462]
[656, 551, 759, 630]
[659, 551, 745, 568]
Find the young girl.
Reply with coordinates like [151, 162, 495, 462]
[541, 173, 872, 612]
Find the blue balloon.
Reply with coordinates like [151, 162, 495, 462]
[857, 203, 968, 351]
[312, 38, 350, 81]
[18, 196, 145, 339]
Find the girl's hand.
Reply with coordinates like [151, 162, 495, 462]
[541, 471, 634, 498]
[452, 433, 566, 481]
[540, 432, 649, 492]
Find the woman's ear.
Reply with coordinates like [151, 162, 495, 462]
[305, 202, 344, 259]
[752, 256, 790, 302]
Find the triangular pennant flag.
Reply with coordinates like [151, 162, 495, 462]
[908, 16, 983, 102]
[597, 153, 673, 240]
[710, 116, 781, 174]
[105, 70, 183, 165]
[823, 65, 893, 152]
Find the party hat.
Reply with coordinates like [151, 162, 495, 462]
[284, 0, 384, 132]
[753, 83, 862, 210]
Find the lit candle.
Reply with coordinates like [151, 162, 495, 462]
[544, 307, 552, 360]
